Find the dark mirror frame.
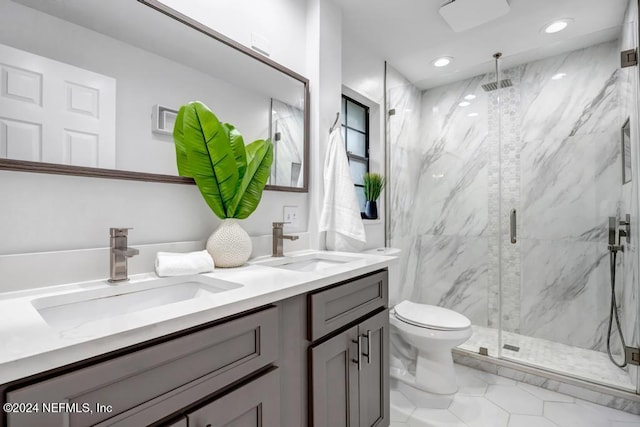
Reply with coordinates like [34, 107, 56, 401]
[0, 0, 310, 193]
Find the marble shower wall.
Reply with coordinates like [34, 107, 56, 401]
[386, 65, 423, 307]
[388, 38, 638, 356]
[410, 75, 491, 328]
[517, 41, 623, 353]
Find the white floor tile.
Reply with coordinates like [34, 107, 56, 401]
[517, 382, 575, 403]
[391, 389, 417, 422]
[449, 395, 509, 427]
[408, 408, 468, 427]
[508, 414, 559, 427]
[456, 366, 489, 396]
[543, 401, 611, 427]
[392, 365, 639, 427]
[456, 363, 515, 386]
[576, 400, 640, 423]
[485, 384, 544, 415]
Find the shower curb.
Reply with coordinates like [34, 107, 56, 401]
[453, 348, 640, 415]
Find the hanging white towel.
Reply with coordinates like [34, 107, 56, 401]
[319, 128, 366, 252]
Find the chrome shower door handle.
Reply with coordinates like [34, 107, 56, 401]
[510, 209, 517, 244]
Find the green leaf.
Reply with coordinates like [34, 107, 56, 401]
[223, 123, 247, 182]
[181, 101, 239, 218]
[228, 139, 273, 219]
[172, 106, 191, 177]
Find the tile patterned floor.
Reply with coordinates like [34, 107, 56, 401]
[391, 364, 640, 427]
[459, 325, 635, 391]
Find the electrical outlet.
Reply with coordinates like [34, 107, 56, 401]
[283, 205, 299, 229]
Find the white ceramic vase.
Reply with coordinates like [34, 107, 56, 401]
[206, 219, 252, 268]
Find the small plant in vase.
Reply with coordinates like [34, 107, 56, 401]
[173, 101, 273, 267]
[363, 172, 386, 219]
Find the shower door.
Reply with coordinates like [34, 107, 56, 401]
[497, 18, 640, 393]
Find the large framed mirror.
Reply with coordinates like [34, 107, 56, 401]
[0, 0, 309, 192]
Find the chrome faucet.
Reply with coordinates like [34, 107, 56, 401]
[272, 222, 299, 257]
[108, 228, 139, 283]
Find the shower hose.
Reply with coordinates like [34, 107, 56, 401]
[607, 248, 627, 368]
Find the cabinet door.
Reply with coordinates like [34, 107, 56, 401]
[309, 326, 359, 427]
[358, 310, 389, 427]
[187, 368, 280, 427]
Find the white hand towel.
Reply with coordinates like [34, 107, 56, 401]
[155, 250, 215, 277]
[319, 128, 366, 251]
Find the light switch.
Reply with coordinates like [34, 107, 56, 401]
[283, 205, 299, 229]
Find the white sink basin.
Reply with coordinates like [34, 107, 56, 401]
[32, 275, 242, 329]
[252, 252, 360, 272]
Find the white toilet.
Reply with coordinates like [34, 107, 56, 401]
[363, 247, 473, 395]
[390, 300, 472, 394]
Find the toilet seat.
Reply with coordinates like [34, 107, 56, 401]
[394, 300, 471, 331]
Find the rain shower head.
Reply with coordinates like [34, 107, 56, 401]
[482, 79, 513, 92]
[482, 52, 512, 91]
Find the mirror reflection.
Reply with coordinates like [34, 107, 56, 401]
[0, 0, 308, 191]
[270, 99, 304, 188]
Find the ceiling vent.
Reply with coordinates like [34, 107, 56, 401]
[439, 0, 510, 32]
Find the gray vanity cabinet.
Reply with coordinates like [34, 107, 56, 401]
[309, 270, 389, 427]
[186, 368, 280, 427]
[165, 417, 188, 427]
[4, 307, 279, 427]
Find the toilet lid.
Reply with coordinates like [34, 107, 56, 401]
[394, 300, 471, 331]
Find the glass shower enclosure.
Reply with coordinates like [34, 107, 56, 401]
[386, 1, 640, 393]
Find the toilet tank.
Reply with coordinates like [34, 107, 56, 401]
[364, 247, 401, 306]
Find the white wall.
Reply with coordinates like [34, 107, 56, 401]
[159, 0, 307, 75]
[0, 0, 312, 290]
[342, 32, 387, 249]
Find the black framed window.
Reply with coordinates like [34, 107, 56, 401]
[341, 95, 369, 213]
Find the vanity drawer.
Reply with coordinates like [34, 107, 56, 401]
[6, 306, 278, 427]
[187, 368, 280, 427]
[308, 270, 388, 341]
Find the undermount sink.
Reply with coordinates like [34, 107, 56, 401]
[252, 252, 360, 272]
[32, 275, 243, 329]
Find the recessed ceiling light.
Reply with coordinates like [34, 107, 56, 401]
[464, 94, 476, 100]
[432, 56, 453, 67]
[468, 112, 479, 117]
[458, 101, 471, 107]
[551, 72, 567, 80]
[543, 19, 572, 34]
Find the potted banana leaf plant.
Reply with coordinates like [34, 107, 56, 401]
[173, 101, 273, 267]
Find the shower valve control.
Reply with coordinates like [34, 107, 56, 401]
[619, 214, 631, 244]
[609, 214, 631, 251]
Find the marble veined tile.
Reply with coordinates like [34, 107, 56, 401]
[413, 235, 489, 326]
[412, 147, 488, 237]
[388, 67, 423, 152]
[520, 131, 621, 241]
[520, 239, 612, 351]
[519, 41, 620, 142]
[420, 75, 488, 156]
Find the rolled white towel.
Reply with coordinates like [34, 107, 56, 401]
[155, 250, 215, 277]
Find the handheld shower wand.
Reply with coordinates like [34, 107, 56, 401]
[607, 215, 630, 368]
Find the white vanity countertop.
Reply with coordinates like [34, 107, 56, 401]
[0, 249, 396, 384]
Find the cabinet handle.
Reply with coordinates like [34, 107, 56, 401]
[351, 336, 362, 371]
[363, 330, 372, 364]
